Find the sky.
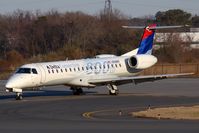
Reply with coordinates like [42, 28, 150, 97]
[0, 0, 198, 17]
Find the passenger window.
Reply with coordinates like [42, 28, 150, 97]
[32, 68, 38, 74]
[52, 70, 54, 73]
[56, 69, 59, 73]
[119, 64, 122, 67]
[61, 69, 63, 73]
[69, 68, 72, 72]
[65, 68, 67, 72]
[48, 70, 50, 74]
[82, 67, 84, 71]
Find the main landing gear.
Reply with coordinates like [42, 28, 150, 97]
[70, 87, 84, 95]
[107, 84, 119, 95]
[71, 85, 119, 96]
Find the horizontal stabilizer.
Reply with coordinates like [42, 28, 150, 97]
[122, 25, 188, 30]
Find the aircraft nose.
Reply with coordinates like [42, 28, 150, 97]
[5, 79, 14, 89]
[5, 75, 19, 89]
[6, 75, 30, 90]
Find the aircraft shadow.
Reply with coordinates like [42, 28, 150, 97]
[0, 90, 97, 100]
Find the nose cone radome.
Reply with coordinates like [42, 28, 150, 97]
[5, 76, 18, 89]
[5, 75, 25, 89]
[5, 81, 13, 89]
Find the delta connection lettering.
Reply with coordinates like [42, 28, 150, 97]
[46, 65, 60, 69]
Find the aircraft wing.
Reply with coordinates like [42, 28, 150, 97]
[88, 73, 193, 85]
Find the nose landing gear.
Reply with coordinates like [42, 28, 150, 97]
[6, 88, 23, 100]
[16, 92, 23, 100]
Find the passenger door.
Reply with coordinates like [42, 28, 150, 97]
[36, 64, 46, 85]
[31, 68, 41, 87]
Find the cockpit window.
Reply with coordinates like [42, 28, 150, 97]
[32, 68, 38, 74]
[16, 68, 38, 74]
[16, 68, 31, 74]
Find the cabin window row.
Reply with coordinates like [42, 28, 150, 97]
[47, 63, 122, 74]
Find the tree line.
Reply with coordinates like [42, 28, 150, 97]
[0, 9, 199, 72]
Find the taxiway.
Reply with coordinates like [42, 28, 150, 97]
[0, 78, 199, 133]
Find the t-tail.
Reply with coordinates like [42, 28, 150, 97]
[122, 24, 184, 57]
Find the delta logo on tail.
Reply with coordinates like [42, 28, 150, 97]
[137, 24, 156, 55]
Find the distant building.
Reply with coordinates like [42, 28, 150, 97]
[155, 28, 199, 49]
[190, 28, 199, 32]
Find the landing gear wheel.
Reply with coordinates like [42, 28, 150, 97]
[71, 87, 83, 95]
[107, 84, 119, 95]
[16, 93, 23, 100]
[109, 89, 119, 95]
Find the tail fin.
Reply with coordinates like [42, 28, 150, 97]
[122, 24, 184, 57]
[137, 24, 156, 55]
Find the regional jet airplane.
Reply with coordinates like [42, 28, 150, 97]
[5, 24, 192, 100]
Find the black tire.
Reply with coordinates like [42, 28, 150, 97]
[72, 88, 83, 95]
[16, 95, 22, 100]
[77, 88, 83, 94]
[109, 90, 118, 95]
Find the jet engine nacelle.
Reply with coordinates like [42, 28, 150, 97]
[128, 54, 157, 69]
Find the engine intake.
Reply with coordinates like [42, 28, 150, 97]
[128, 54, 157, 69]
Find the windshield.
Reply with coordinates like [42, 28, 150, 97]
[16, 68, 31, 74]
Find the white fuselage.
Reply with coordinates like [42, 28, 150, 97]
[6, 24, 185, 99]
[5, 56, 141, 91]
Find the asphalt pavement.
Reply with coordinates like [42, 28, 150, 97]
[0, 78, 199, 133]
